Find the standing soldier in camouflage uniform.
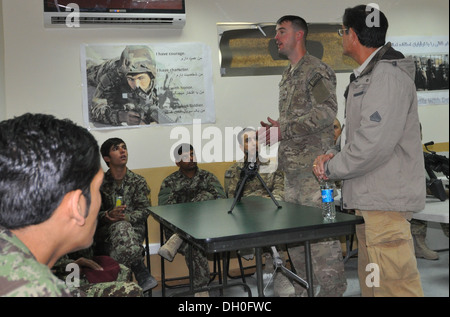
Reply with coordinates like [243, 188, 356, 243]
[260, 16, 346, 296]
[94, 138, 157, 292]
[158, 143, 226, 295]
[0, 113, 103, 297]
[88, 45, 160, 126]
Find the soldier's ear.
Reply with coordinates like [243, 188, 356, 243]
[65, 189, 87, 227]
[296, 30, 305, 42]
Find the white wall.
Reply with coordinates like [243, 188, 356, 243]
[0, 0, 5, 121]
[1, 0, 448, 170]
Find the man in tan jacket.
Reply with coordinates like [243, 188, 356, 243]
[313, 5, 425, 297]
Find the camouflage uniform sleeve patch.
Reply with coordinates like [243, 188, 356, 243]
[309, 73, 323, 87]
[309, 72, 331, 104]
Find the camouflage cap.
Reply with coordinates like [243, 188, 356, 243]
[119, 45, 157, 76]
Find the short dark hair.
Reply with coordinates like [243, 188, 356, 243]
[343, 4, 388, 48]
[173, 143, 194, 162]
[101, 137, 126, 166]
[0, 113, 100, 229]
[277, 15, 309, 39]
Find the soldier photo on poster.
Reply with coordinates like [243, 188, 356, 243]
[81, 43, 215, 130]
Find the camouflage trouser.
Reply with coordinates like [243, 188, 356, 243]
[288, 240, 347, 297]
[64, 263, 142, 297]
[95, 221, 145, 268]
[284, 171, 346, 296]
[164, 230, 210, 289]
[284, 171, 322, 208]
[411, 219, 427, 236]
[77, 281, 143, 297]
[411, 218, 449, 238]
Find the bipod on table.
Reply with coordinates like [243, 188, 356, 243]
[228, 161, 282, 213]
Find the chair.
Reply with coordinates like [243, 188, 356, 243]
[159, 226, 190, 296]
[220, 251, 255, 284]
[158, 225, 247, 296]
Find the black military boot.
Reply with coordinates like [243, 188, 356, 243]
[131, 260, 157, 292]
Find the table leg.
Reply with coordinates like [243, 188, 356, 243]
[255, 247, 264, 297]
[188, 243, 194, 292]
[160, 223, 166, 297]
[222, 252, 228, 289]
[305, 240, 314, 297]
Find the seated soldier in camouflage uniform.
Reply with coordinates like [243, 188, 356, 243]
[224, 128, 294, 296]
[0, 114, 103, 297]
[158, 143, 226, 293]
[94, 138, 157, 292]
[224, 128, 284, 201]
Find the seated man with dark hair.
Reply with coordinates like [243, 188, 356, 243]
[94, 137, 157, 292]
[0, 113, 103, 297]
[158, 143, 226, 295]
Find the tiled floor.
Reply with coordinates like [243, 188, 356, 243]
[343, 250, 449, 297]
[151, 250, 449, 297]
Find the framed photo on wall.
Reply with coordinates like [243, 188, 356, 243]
[218, 23, 359, 77]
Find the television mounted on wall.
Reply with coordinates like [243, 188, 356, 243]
[43, 0, 186, 28]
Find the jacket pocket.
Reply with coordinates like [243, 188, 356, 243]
[366, 156, 402, 203]
[350, 77, 369, 98]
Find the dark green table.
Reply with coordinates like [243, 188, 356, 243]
[150, 196, 363, 297]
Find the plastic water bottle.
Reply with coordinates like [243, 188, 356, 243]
[321, 181, 336, 221]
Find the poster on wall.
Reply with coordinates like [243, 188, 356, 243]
[81, 43, 215, 130]
[388, 36, 449, 106]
